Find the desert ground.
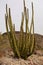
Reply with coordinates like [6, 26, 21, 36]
[0, 31, 43, 65]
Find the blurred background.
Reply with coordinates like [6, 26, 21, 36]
[0, 0, 43, 35]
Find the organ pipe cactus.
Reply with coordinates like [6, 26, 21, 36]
[5, 0, 35, 59]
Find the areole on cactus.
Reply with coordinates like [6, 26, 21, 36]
[5, 0, 35, 59]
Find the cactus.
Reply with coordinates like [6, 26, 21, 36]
[5, 0, 35, 59]
[29, 2, 35, 54]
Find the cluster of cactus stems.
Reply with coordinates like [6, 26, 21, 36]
[5, 0, 35, 59]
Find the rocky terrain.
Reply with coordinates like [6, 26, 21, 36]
[0, 31, 43, 65]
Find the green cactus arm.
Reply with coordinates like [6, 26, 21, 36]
[5, 4, 14, 49]
[5, 8, 17, 57]
[8, 8, 20, 58]
[5, 14, 12, 48]
[30, 2, 35, 53]
[5, 15, 16, 55]
[19, 12, 24, 53]
[21, 1, 29, 58]
[29, 2, 35, 54]
[5, 4, 21, 57]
